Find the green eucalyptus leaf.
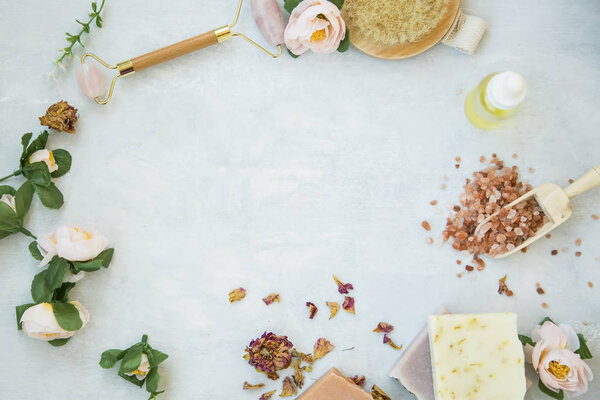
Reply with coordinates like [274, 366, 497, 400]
[283, 0, 303, 14]
[52, 302, 83, 331]
[50, 149, 72, 178]
[145, 367, 160, 394]
[518, 334, 536, 347]
[0, 202, 19, 232]
[329, 0, 344, 10]
[29, 241, 43, 261]
[49, 338, 70, 347]
[575, 333, 593, 359]
[100, 349, 126, 369]
[119, 344, 144, 374]
[34, 182, 64, 209]
[337, 28, 350, 52]
[22, 162, 51, 187]
[150, 349, 168, 368]
[118, 371, 145, 387]
[53, 282, 76, 303]
[0, 185, 16, 197]
[15, 181, 35, 218]
[15, 303, 35, 330]
[22, 131, 49, 165]
[72, 248, 114, 272]
[538, 379, 564, 399]
[20, 132, 33, 159]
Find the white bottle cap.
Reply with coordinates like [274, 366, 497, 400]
[487, 71, 527, 110]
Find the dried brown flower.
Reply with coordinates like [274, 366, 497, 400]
[39, 101, 78, 134]
[229, 288, 246, 303]
[373, 322, 394, 333]
[371, 385, 391, 400]
[313, 338, 335, 361]
[306, 302, 318, 319]
[498, 275, 513, 296]
[293, 360, 305, 389]
[263, 293, 280, 305]
[383, 334, 403, 350]
[280, 376, 297, 397]
[333, 275, 354, 294]
[342, 296, 355, 314]
[245, 332, 294, 379]
[243, 382, 265, 390]
[260, 390, 276, 400]
[348, 375, 366, 387]
[326, 301, 340, 320]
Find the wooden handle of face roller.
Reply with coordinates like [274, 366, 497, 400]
[564, 165, 600, 199]
[131, 30, 218, 72]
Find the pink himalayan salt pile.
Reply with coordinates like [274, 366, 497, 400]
[442, 155, 549, 257]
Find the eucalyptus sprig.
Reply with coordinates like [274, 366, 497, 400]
[100, 335, 169, 399]
[56, 0, 106, 66]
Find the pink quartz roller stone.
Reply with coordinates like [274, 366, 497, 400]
[76, 62, 106, 100]
[251, 0, 285, 46]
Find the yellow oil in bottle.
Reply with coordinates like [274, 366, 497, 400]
[464, 73, 520, 130]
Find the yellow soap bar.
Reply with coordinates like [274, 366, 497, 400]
[428, 313, 526, 400]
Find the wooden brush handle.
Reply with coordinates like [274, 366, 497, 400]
[564, 165, 600, 199]
[131, 30, 218, 72]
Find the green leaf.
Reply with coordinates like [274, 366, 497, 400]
[538, 379, 564, 399]
[31, 257, 69, 303]
[53, 282, 76, 303]
[20, 132, 33, 159]
[0, 201, 19, 232]
[15, 181, 34, 218]
[50, 149, 72, 178]
[118, 371, 145, 387]
[287, 49, 300, 59]
[72, 248, 114, 272]
[518, 334, 536, 347]
[145, 367, 160, 394]
[34, 182, 64, 209]
[29, 241, 43, 261]
[96, 18, 103, 28]
[540, 317, 556, 325]
[337, 28, 350, 52]
[283, 0, 303, 14]
[100, 349, 126, 369]
[22, 131, 49, 165]
[329, 0, 344, 10]
[575, 333, 593, 359]
[52, 302, 83, 331]
[91, 1, 97, 11]
[49, 338, 70, 347]
[22, 162, 51, 187]
[0, 185, 16, 197]
[150, 349, 169, 368]
[119, 344, 144, 374]
[15, 303, 35, 330]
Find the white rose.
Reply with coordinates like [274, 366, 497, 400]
[1, 194, 16, 212]
[20, 301, 89, 341]
[37, 225, 109, 266]
[126, 353, 151, 380]
[29, 149, 59, 173]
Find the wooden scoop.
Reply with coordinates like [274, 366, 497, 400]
[475, 165, 600, 258]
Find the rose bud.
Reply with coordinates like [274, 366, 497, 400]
[37, 225, 109, 266]
[20, 301, 89, 341]
[29, 149, 59, 173]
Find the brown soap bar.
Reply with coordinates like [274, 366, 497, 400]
[297, 368, 373, 400]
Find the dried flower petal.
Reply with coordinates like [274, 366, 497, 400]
[229, 288, 247, 303]
[306, 302, 318, 319]
[244, 382, 266, 390]
[39, 101, 78, 134]
[326, 301, 340, 320]
[373, 322, 394, 333]
[260, 390, 276, 400]
[498, 275, 513, 296]
[293, 360, 305, 389]
[263, 293, 280, 305]
[280, 376, 297, 397]
[342, 296, 355, 315]
[371, 385, 391, 400]
[383, 334, 403, 350]
[245, 332, 294, 378]
[348, 375, 366, 387]
[293, 349, 314, 365]
[333, 275, 354, 294]
[313, 338, 334, 361]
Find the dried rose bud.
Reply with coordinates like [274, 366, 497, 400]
[371, 385, 391, 400]
[293, 360, 305, 389]
[342, 296, 355, 315]
[333, 275, 354, 294]
[259, 390, 276, 400]
[243, 382, 265, 390]
[306, 302, 318, 319]
[245, 332, 294, 379]
[383, 334, 402, 350]
[280, 376, 298, 397]
[326, 301, 339, 320]
[313, 338, 334, 361]
[229, 288, 246, 303]
[373, 322, 394, 333]
[348, 375, 366, 387]
[263, 293, 280, 305]
[39, 101, 78, 134]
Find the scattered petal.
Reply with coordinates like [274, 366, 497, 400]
[263, 293, 280, 305]
[244, 382, 265, 390]
[39, 101, 78, 134]
[260, 390, 276, 400]
[371, 385, 391, 400]
[313, 338, 334, 361]
[342, 296, 355, 314]
[229, 288, 246, 303]
[348, 375, 366, 387]
[333, 275, 354, 294]
[326, 301, 340, 320]
[383, 334, 403, 350]
[280, 376, 297, 397]
[293, 349, 314, 365]
[306, 302, 318, 319]
[373, 322, 394, 333]
[293, 360, 305, 389]
[498, 275, 514, 296]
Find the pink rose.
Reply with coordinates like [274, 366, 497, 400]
[528, 321, 593, 398]
[284, 0, 346, 55]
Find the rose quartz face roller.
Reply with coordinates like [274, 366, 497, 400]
[77, 0, 285, 104]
